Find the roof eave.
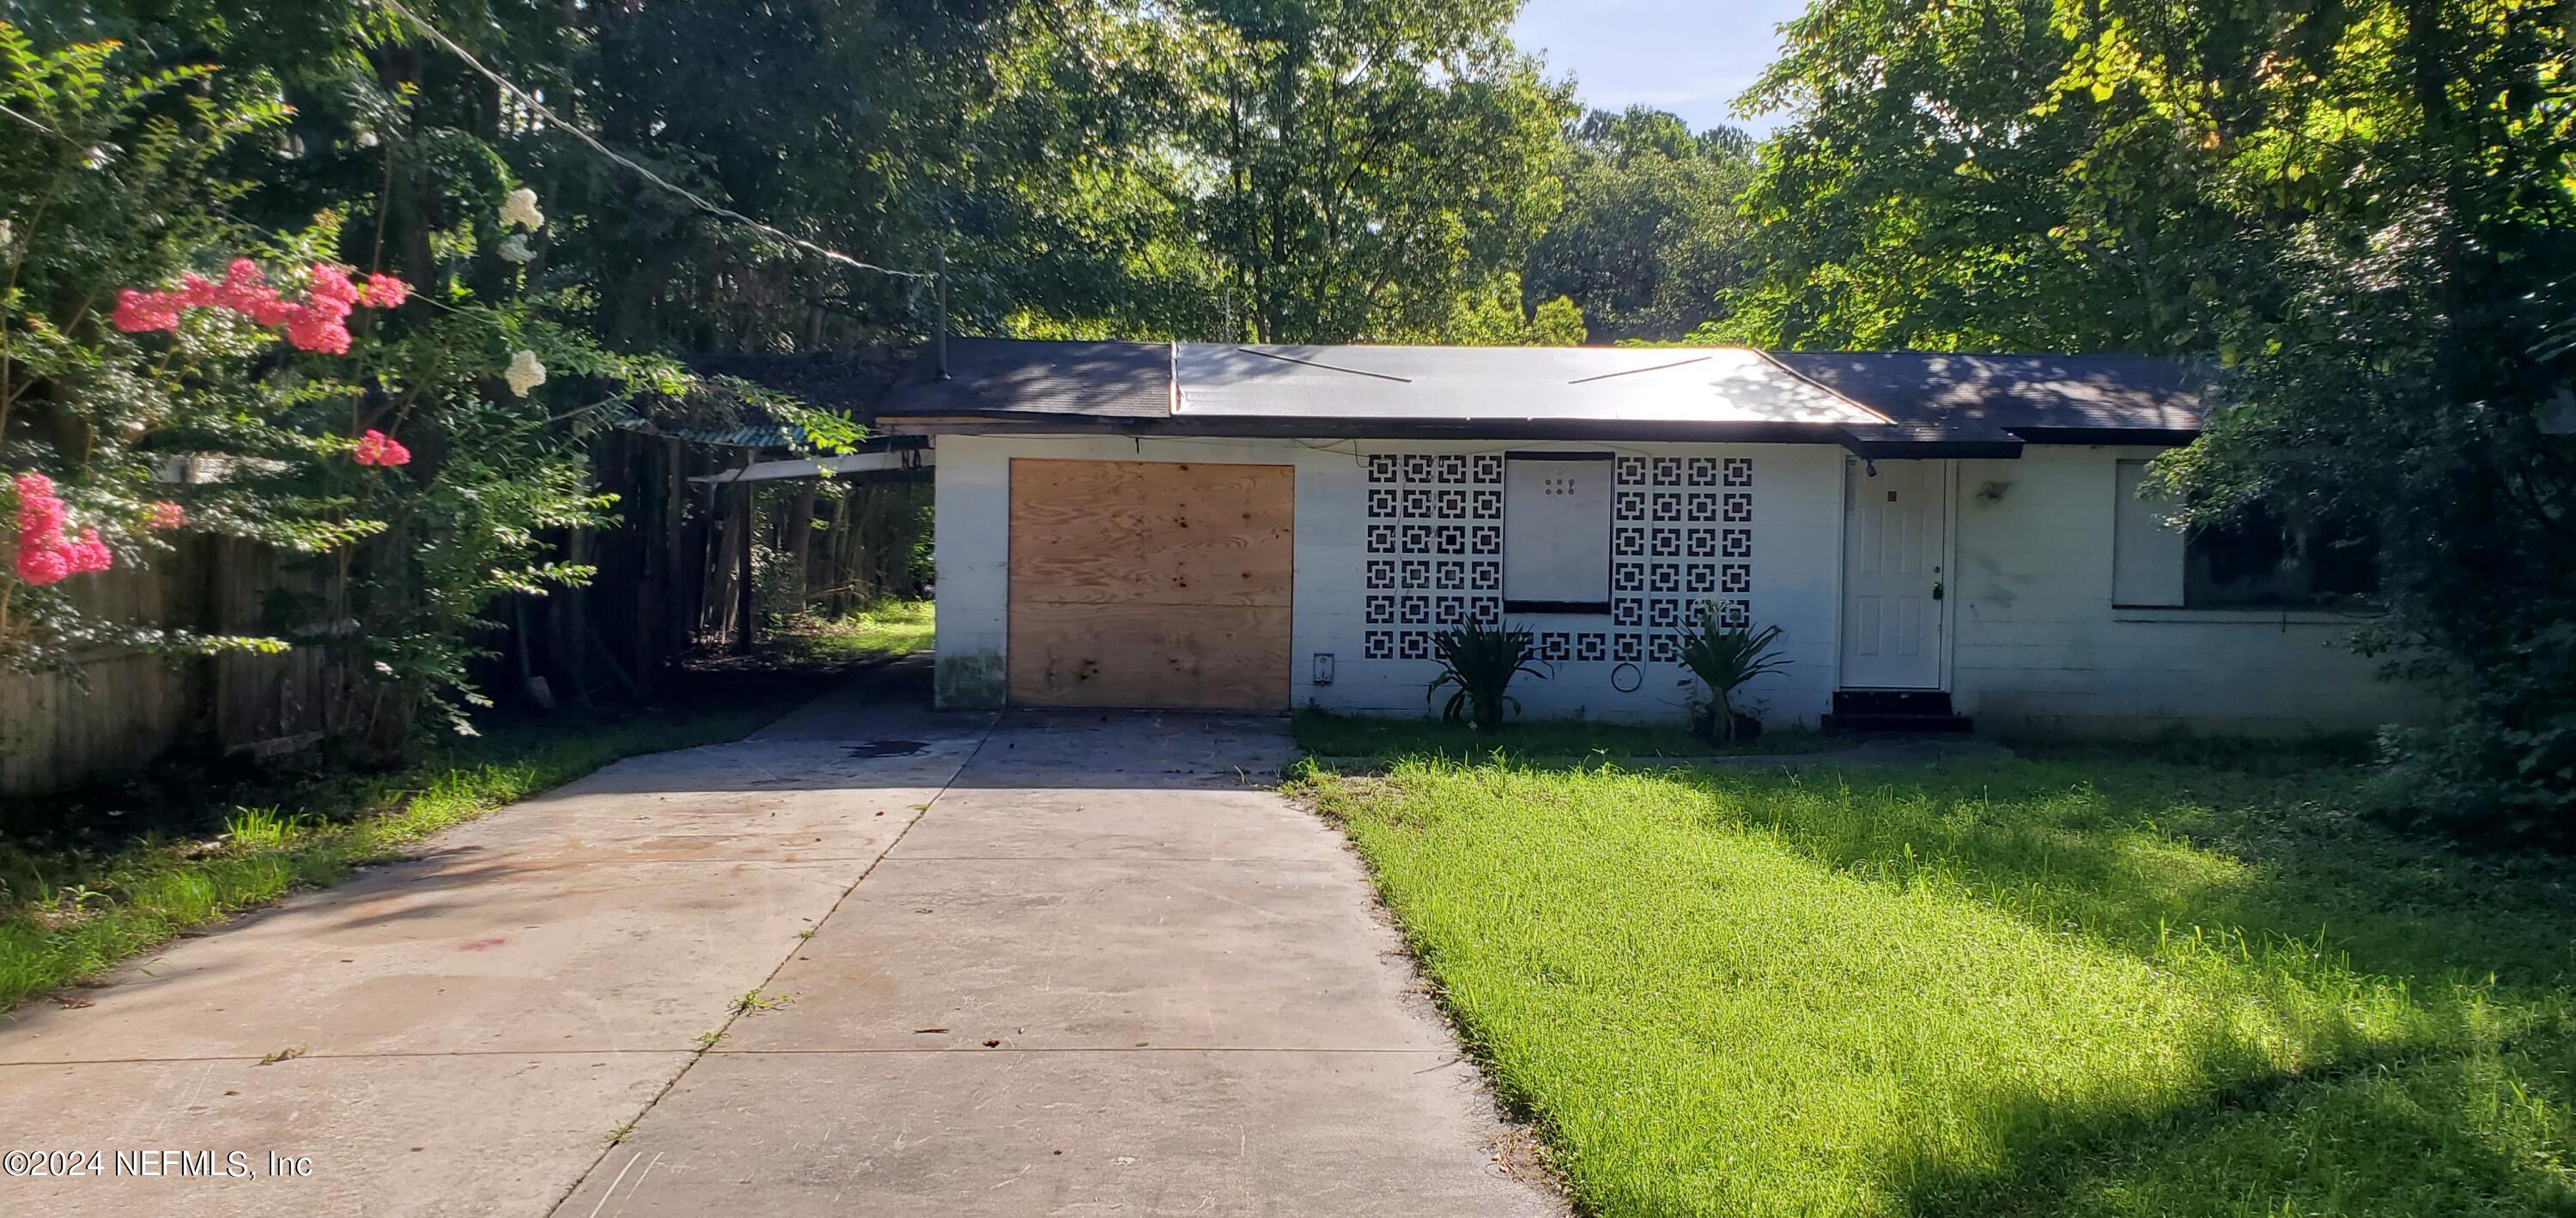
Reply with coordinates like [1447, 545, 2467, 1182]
[2008, 425, 2200, 445]
[1837, 436, 2026, 461]
[875, 410, 2204, 450]
[874, 411, 1868, 443]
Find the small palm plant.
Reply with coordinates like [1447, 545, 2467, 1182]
[1679, 610, 1790, 743]
[1425, 621, 1546, 731]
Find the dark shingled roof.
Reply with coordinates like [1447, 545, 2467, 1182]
[875, 338, 1171, 419]
[1770, 353, 2208, 437]
[689, 351, 911, 416]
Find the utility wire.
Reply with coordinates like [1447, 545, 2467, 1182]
[0, 102, 63, 138]
[375, 0, 933, 282]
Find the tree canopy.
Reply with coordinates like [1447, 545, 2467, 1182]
[1524, 106, 1760, 342]
[1735, 0, 2576, 839]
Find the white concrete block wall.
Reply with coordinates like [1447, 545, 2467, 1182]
[931, 434, 1839, 726]
[933, 433, 2427, 736]
[1291, 440, 1841, 728]
[1948, 445, 2428, 736]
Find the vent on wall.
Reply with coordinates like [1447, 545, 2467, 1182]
[1361, 450, 1755, 666]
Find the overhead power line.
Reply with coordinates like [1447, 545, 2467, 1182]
[374, 0, 933, 282]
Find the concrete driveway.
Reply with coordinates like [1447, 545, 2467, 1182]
[0, 670, 1557, 1217]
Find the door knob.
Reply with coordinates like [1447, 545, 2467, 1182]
[1932, 580, 1944, 601]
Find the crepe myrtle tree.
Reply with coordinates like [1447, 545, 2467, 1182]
[0, 26, 848, 739]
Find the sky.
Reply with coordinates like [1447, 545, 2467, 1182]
[1510, 0, 1811, 136]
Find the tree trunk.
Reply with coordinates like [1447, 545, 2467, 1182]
[820, 488, 856, 613]
[659, 438, 688, 676]
[784, 481, 818, 614]
[371, 45, 438, 286]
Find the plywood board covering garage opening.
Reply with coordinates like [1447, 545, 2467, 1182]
[1007, 459, 1294, 710]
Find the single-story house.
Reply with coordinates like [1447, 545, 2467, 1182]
[868, 339, 2420, 736]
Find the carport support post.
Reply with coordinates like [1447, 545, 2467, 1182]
[657, 437, 686, 682]
[734, 445, 757, 653]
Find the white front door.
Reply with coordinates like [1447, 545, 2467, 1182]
[1840, 458, 1948, 688]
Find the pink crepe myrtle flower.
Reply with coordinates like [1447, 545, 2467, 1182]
[9, 472, 95, 585]
[217, 258, 294, 326]
[16, 498, 64, 537]
[307, 263, 360, 306]
[173, 273, 220, 309]
[13, 543, 68, 586]
[111, 288, 183, 332]
[146, 500, 185, 530]
[109, 261, 408, 354]
[14, 473, 64, 537]
[351, 429, 412, 468]
[65, 528, 111, 574]
[285, 311, 353, 354]
[358, 274, 410, 308]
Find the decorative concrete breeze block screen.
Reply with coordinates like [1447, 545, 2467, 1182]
[1360, 451, 1752, 665]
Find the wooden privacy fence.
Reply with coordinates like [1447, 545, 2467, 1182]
[1, 429, 930, 797]
[0, 536, 346, 796]
[0, 435, 696, 797]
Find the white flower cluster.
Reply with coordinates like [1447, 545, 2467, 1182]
[500, 187, 545, 232]
[497, 186, 548, 396]
[505, 349, 547, 397]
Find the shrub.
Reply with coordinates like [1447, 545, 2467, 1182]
[2368, 620, 2576, 848]
[1425, 621, 1546, 731]
[1678, 611, 1789, 743]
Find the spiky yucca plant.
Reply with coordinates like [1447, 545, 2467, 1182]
[1680, 613, 1789, 742]
[1425, 621, 1546, 730]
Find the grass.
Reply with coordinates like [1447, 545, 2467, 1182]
[0, 699, 786, 1013]
[1292, 706, 1840, 762]
[784, 598, 934, 662]
[1297, 750, 2576, 1217]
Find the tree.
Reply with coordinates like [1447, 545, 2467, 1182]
[1742, 0, 2576, 840]
[2099, 0, 2576, 843]
[1433, 271, 1587, 346]
[1722, 0, 2230, 352]
[1167, 0, 1575, 342]
[1523, 106, 1760, 342]
[0, 15, 829, 736]
[565, 0, 1226, 348]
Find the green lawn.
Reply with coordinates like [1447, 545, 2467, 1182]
[787, 598, 934, 661]
[0, 700, 786, 1012]
[1297, 750, 2576, 1217]
[1292, 706, 1838, 762]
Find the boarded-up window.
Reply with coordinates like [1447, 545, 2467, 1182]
[1504, 452, 1612, 613]
[2111, 459, 2186, 607]
[1006, 459, 1292, 709]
